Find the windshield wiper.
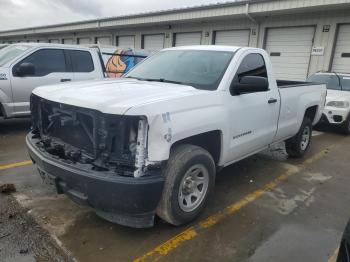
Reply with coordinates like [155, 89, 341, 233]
[124, 76, 191, 86]
[124, 76, 190, 86]
[123, 76, 143, 80]
[142, 78, 185, 85]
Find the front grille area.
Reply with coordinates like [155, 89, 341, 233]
[30, 94, 140, 176]
[333, 115, 343, 123]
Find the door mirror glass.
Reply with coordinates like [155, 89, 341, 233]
[16, 62, 35, 77]
[231, 76, 268, 95]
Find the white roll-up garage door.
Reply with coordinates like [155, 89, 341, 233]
[62, 38, 74, 44]
[49, 39, 60, 44]
[174, 32, 202, 47]
[143, 34, 164, 50]
[96, 36, 112, 45]
[117, 36, 135, 48]
[265, 26, 315, 81]
[214, 30, 250, 46]
[78, 38, 91, 45]
[332, 24, 350, 72]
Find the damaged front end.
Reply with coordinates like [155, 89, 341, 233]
[27, 94, 165, 228]
[30, 94, 152, 177]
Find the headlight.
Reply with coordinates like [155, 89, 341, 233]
[326, 101, 350, 108]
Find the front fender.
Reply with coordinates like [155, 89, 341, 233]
[146, 105, 226, 163]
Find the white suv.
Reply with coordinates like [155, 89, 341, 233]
[307, 72, 350, 134]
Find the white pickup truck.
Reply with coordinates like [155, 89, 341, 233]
[26, 46, 326, 228]
[0, 43, 149, 118]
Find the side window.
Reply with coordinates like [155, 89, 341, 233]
[14, 49, 66, 77]
[235, 53, 268, 81]
[340, 76, 350, 91]
[69, 50, 94, 72]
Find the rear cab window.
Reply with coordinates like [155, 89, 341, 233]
[68, 50, 94, 73]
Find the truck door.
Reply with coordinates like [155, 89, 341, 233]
[10, 48, 74, 115]
[226, 53, 280, 162]
[67, 50, 101, 81]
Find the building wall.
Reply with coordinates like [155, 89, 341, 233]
[2, 8, 350, 77]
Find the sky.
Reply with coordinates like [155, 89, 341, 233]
[0, 0, 235, 31]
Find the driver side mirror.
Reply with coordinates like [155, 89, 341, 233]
[16, 62, 35, 77]
[230, 76, 268, 95]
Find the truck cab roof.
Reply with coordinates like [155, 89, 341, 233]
[9, 42, 95, 50]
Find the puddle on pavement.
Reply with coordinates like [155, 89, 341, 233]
[4, 254, 36, 262]
[249, 224, 339, 262]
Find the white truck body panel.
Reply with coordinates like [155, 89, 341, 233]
[32, 46, 326, 167]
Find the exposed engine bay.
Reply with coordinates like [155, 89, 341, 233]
[30, 94, 150, 177]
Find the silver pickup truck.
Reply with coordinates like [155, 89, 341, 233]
[0, 43, 149, 118]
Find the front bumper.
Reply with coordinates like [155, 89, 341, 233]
[26, 133, 165, 228]
[321, 107, 349, 125]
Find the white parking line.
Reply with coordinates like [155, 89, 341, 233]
[312, 131, 324, 137]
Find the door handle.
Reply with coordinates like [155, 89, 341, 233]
[60, 79, 71, 82]
[268, 98, 278, 104]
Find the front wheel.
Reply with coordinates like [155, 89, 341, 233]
[285, 117, 313, 158]
[156, 144, 215, 226]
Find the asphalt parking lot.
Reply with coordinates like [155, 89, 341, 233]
[1, 118, 349, 262]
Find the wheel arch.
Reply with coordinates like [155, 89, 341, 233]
[170, 130, 223, 166]
[304, 105, 318, 123]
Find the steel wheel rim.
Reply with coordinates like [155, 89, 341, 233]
[178, 164, 209, 212]
[300, 126, 311, 151]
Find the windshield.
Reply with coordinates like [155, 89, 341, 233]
[307, 74, 350, 91]
[125, 50, 234, 90]
[0, 45, 31, 66]
[307, 74, 341, 90]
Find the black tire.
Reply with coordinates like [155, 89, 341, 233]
[285, 117, 313, 158]
[340, 114, 350, 135]
[156, 144, 216, 226]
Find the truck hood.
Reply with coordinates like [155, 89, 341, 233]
[326, 89, 350, 102]
[33, 78, 204, 115]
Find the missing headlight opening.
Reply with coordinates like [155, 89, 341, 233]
[30, 94, 148, 177]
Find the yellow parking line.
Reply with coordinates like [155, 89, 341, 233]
[328, 247, 339, 262]
[134, 145, 335, 262]
[0, 160, 32, 171]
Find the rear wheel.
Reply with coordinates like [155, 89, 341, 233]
[285, 117, 312, 158]
[156, 144, 215, 226]
[340, 114, 350, 135]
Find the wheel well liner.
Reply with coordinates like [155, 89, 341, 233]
[0, 103, 4, 118]
[304, 105, 318, 123]
[171, 130, 222, 165]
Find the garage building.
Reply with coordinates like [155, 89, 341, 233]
[1, 0, 350, 80]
